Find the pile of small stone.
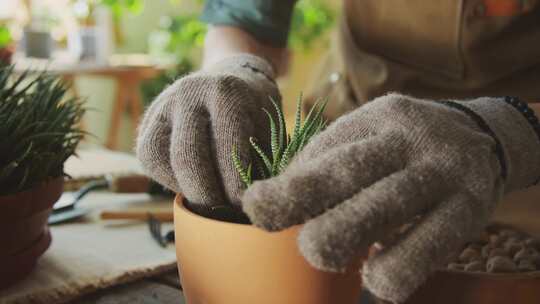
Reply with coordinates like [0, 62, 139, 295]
[447, 226, 540, 273]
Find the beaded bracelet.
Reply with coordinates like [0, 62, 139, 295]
[501, 96, 540, 144]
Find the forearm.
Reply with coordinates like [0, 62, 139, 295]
[202, 26, 289, 76]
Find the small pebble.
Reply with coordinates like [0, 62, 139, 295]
[504, 241, 523, 257]
[525, 238, 540, 250]
[500, 229, 522, 239]
[490, 234, 505, 247]
[464, 260, 485, 272]
[448, 263, 465, 271]
[489, 248, 509, 258]
[487, 256, 517, 273]
[473, 231, 490, 244]
[481, 244, 493, 258]
[514, 248, 540, 263]
[449, 227, 540, 273]
[506, 236, 521, 244]
[459, 248, 481, 263]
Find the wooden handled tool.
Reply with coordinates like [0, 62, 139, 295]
[100, 211, 174, 222]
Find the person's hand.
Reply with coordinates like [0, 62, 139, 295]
[136, 54, 280, 216]
[242, 93, 540, 302]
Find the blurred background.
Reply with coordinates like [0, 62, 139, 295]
[0, 0, 338, 152]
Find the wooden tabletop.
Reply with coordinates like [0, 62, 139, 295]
[12, 52, 170, 76]
[73, 269, 186, 304]
[72, 269, 375, 304]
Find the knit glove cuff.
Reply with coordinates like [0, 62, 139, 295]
[202, 54, 277, 93]
[450, 97, 540, 192]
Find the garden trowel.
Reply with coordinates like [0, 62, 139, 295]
[48, 174, 170, 225]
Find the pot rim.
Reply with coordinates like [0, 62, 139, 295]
[0, 176, 63, 199]
[174, 193, 265, 229]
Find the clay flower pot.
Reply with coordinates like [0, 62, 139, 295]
[0, 45, 14, 64]
[173, 194, 363, 304]
[0, 177, 63, 289]
[404, 269, 540, 304]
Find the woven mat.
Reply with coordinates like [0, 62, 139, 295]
[0, 191, 176, 304]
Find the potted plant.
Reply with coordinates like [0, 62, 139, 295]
[173, 97, 540, 303]
[0, 65, 85, 289]
[173, 97, 364, 304]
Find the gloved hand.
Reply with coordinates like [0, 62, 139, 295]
[136, 54, 280, 216]
[242, 93, 540, 303]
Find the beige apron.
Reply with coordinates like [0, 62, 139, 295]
[305, 0, 540, 235]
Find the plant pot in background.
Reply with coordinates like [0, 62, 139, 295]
[0, 45, 14, 64]
[402, 269, 540, 304]
[22, 29, 54, 59]
[68, 26, 111, 63]
[174, 194, 363, 304]
[0, 177, 63, 289]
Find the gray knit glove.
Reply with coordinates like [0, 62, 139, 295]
[136, 54, 280, 216]
[242, 93, 540, 303]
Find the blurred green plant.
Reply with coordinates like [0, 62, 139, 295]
[0, 65, 86, 195]
[154, 14, 207, 59]
[71, 0, 143, 25]
[0, 26, 11, 49]
[290, 0, 335, 50]
[101, 0, 144, 19]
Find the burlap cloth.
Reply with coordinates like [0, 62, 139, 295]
[0, 150, 177, 304]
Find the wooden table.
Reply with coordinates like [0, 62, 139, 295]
[72, 270, 374, 304]
[73, 269, 186, 304]
[13, 52, 169, 150]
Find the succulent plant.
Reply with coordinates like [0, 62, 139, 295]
[232, 95, 328, 188]
[0, 64, 85, 195]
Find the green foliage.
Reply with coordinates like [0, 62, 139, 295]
[151, 0, 334, 58]
[290, 0, 336, 50]
[0, 65, 85, 195]
[0, 26, 11, 49]
[163, 15, 207, 56]
[233, 95, 328, 188]
[99, 0, 143, 18]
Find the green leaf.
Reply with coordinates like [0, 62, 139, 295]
[249, 137, 273, 174]
[262, 108, 280, 175]
[290, 93, 303, 145]
[231, 145, 251, 188]
[269, 96, 286, 151]
[232, 93, 329, 188]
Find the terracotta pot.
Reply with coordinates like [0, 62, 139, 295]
[173, 194, 363, 304]
[0, 45, 14, 64]
[403, 189, 540, 304]
[0, 177, 63, 289]
[403, 269, 540, 304]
